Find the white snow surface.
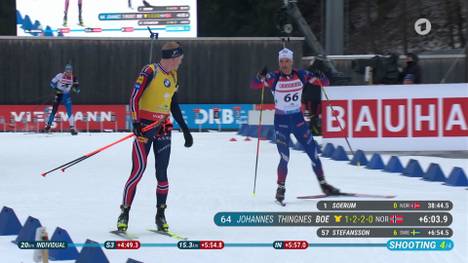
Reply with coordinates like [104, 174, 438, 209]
[0, 132, 467, 263]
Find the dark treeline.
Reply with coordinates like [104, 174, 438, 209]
[197, 0, 466, 54]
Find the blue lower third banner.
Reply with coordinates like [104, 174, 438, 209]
[172, 104, 252, 130]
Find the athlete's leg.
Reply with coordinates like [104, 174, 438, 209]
[292, 113, 340, 194]
[78, 0, 83, 25]
[292, 113, 324, 182]
[118, 121, 156, 231]
[121, 122, 156, 207]
[153, 122, 172, 231]
[274, 114, 292, 202]
[63, 0, 69, 26]
[64, 0, 69, 14]
[274, 114, 292, 186]
[63, 94, 75, 127]
[153, 122, 172, 206]
[46, 94, 63, 128]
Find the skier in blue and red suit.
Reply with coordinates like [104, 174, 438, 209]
[251, 48, 341, 204]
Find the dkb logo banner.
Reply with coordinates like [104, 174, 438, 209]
[172, 104, 253, 130]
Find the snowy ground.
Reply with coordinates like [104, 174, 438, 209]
[0, 132, 467, 263]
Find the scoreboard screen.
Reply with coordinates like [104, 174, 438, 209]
[16, 0, 197, 37]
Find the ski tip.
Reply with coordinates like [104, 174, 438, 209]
[110, 230, 139, 239]
[275, 200, 286, 207]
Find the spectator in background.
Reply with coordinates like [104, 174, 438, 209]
[400, 53, 422, 84]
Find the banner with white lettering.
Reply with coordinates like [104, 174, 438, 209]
[321, 84, 468, 151]
[0, 104, 252, 132]
[0, 105, 127, 132]
[174, 104, 251, 130]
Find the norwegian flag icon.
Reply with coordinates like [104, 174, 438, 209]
[390, 214, 404, 224]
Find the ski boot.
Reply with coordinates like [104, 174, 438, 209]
[320, 181, 341, 196]
[43, 125, 51, 133]
[62, 16, 68, 27]
[275, 184, 286, 205]
[117, 205, 130, 231]
[117, 205, 130, 232]
[155, 204, 169, 232]
[78, 17, 84, 27]
[70, 126, 78, 135]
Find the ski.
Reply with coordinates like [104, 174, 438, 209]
[147, 229, 188, 241]
[109, 230, 139, 240]
[297, 192, 396, 199]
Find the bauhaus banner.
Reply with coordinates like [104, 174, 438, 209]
[322, 84, 468, 151]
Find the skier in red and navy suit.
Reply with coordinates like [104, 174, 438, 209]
[251, 48, 340, 204]
[117, 42, 193, 233]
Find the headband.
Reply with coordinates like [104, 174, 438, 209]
[161, 47, 184, 59]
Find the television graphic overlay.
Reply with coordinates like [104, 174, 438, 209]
[16, 0, 197, 37]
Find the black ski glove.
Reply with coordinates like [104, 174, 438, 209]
[260, 66, 268, 77]
[257, 66, 268, 80]
[256, 66, 268, 81]
[183, 130, 193, 147]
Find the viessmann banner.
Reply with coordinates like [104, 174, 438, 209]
[0, 105, 127, 131]
[321, 83, 468, 151]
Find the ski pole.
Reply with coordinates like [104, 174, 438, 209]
[147, 27, 159, 63]
[252, 84, 265, 196]
[320, 84, 355, 157]
[40, 118, 166, 176]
